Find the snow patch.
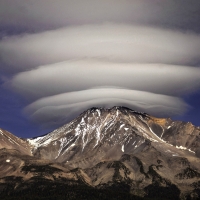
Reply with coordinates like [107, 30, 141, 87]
[148, 126, 166, 143]
[27, 136, 45, 147]
[116, 109, 119, 117]
[6, 159, 10, 162]
[6, 135, 20, 146]
[110, 133, 115, 138]
[121, 145, 124, 152]
[8, 138, 14, 143]
[172, 154, 179, 156]
[137, 126, 158, 142]
[119, 124, 125, 130]
[176, 145, 195, 153]
[96, 109, 101, 117]
[176, 145, 187, 150]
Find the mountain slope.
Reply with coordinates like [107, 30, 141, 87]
[0, 107, 200, 199]
[0, 128, 32, 155]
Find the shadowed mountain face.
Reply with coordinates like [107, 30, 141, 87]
[0, 107, 200, 199]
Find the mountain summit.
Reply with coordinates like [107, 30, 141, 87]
[0, 107, 200, 199]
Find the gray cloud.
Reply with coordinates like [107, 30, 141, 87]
[6, 60, 199, 127]
[0, 0, 199, 31]
[9, 60, 200, 99]
[1, 24, 200, 72]
[24, 88, 188, 128]
[0, 0, 150, 28]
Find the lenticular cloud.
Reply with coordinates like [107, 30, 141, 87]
[1, 24, 200, 71]
[10, 60, 200, 98]
[7, 59, 200, 127]
[1, 1, 200, 129]
[24, 88, 188, 128]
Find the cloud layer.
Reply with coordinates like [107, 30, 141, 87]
[24, 88, 188, 128]
[9, 61, 200, 99]
[1, 0, 200, 31]
[1, 24, 200, 72]
[4, 58, 200, 128]
[1, 1, 200, 130]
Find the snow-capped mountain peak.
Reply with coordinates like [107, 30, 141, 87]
[26, 107, 200, 165]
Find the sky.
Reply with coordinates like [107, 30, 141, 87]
[0, 0, 200, 138]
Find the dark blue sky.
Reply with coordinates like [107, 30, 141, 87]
[0, 0, 200, 138]
[173, 91, 200, 126]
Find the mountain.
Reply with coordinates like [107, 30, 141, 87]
[0, 128, 32, 155]
[0, 107, 200, 200]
